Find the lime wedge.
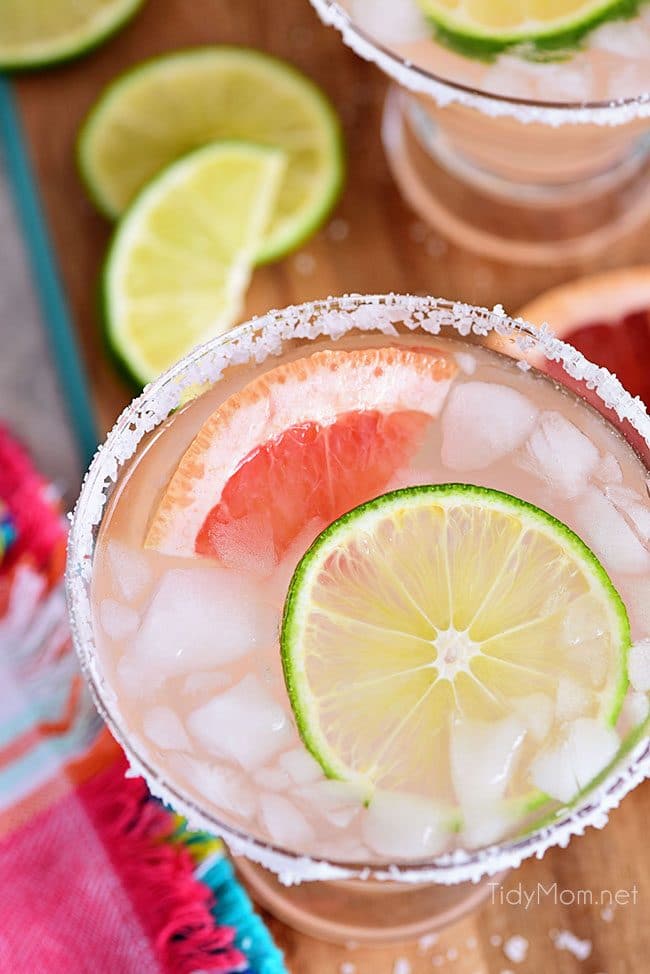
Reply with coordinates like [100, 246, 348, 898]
[281, 484, 629, 818]
[417, 0, 628, 53]
[0, 0, 143, 69]
[104, 141, 285, 386]
[78, 47, 344, 262]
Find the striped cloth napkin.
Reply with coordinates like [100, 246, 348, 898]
[0, 424, 285, 974]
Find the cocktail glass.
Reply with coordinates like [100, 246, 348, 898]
[66, 295, 650, 945]
[309, 0, 650, 265]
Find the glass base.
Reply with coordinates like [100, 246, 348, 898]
[235, 857, 506, 946]
[382, 87, 650, 266]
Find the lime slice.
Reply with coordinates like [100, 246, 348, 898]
[0, 0, 143, 69]
[78, 47, 344, 262]
[282, 484, 629, 816]
[417, 0, 627, 53]
[104, 141, 285, 386]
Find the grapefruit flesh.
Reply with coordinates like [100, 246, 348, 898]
[147, 346, 458, 564]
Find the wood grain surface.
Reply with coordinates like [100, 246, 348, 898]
[11, 1, 649, 970]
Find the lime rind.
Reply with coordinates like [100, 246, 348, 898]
[417, 0, 640, 60]
[103, 140, 285, 387]
[0, 0, 144, 70]
[77, 46, 345, 262]
[282, 483, 631, 819]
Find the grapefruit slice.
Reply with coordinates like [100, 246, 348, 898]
[146, 347, 457, 563]
[520, 267, 650, 406]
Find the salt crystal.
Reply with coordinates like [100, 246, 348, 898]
[441, 382, 538, 471]
[392, 959, 411, 974]
[601, 905, 614, 922]
[107, 540, 152, 602]
[446, 946, 458, 960]
[340, 963, 356, 974]
[417, 932, 439, 952]
[294, 253, 316, 276]
[518, 411, 599, 498]
[490, 934, 503, 947]
[99, 599, 139, 641]
[628, 639, 650, 692]
[551, 929, 592, 961]
[503, 934, 528, 964]
[259, 792, 315, 846]
[188, 674, 292, 769]
[143, 705, 191, 750]
[327, 218, 350, 243]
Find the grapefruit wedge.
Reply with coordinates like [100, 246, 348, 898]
[146, 346, 457, 564]
[520, 267, 650, 407]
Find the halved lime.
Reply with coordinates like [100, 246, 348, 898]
[417, 0, 628, 53]
[104, 141, 285, 386]
[78, 47, 344, 262]
[282, 484, 629, 816]
[0, 0, 143, 69]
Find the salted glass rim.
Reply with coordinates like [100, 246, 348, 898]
[66, 293, 650, 885]
[308, 0, 650, 127]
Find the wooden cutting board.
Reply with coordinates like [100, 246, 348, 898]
[9, 0, 649, 970]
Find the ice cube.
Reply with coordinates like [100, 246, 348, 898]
[350, 0, 429, 44]
[606, 486, 650, 544]
[594, 454, 622, 485]
[441, 383, 538, 472]
[555, 678, 592, 722]
[592, 19, 650, 57]
[99, 598, 139, 641]
[511, 694, 554, 742]
[187, 674, 293, 769]
[451, 716, 526, 809]
[134, 567, 278, 682]
[117, 655, 153, 699]
[106, 540, 152, 602]
[361, 790, 449, 859]
[183, 671, 232, 695]
[617, 691, 649, 735]
[530, 719, 619, 803]
[518, 412, 599, 498]
[628, 639, 650, 693]
[170, 753, 256, 820]
[618, 575, 650, 638]
[571, 488, 650, 575]
[253, 767, 292, 792]
[461, 805, 513, 849]
[143, 705, 191, 750]
[295, 780, 364, 829]
[278, 747, 323, 785]
[259, 792, 315, 847]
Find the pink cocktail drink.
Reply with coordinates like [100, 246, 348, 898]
[68, 295, 650, 943]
